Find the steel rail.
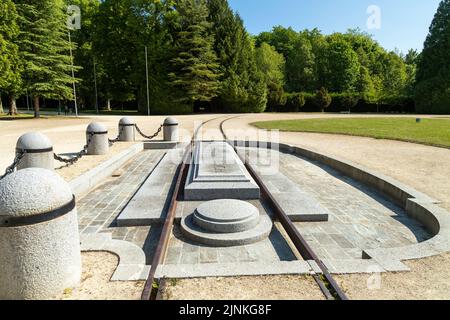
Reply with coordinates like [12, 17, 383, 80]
[141, 116, 225, 300]
[141, 142, 192, 301]
[219, 117, 348, 301]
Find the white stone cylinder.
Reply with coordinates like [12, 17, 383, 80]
[119, 117, 135, 142]
[86, 122, 109, 155]
[0, 168, 81, 300]
[163, 117, 179, 142]
[16, 132, 54, 170]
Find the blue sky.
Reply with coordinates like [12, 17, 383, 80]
[228, 0, 441, 53]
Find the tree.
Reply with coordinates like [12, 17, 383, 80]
[93, 0, 139, 109]
[207, 0, 266, 113]
[283, 92, 305, 112]
[169, 0, 220, 108]
[255, 26, 298, 58]
[356, 66, 376, 100]
[379, 51, 407, 96]
[255, 42, 285, 109]
[66, 0, 100, 110]
[341, 94, 360, 112]
[415, 0, 450, 114]
[0, 0, 22, 115]
[15, 0, 77, 118]
[314, 87, 332, 112]
[320, 35, 360, 93]
[285, 35, 316, 92]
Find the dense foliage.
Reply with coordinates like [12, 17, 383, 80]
[415, 0, 450, 114]
[0, 0, 448, 115]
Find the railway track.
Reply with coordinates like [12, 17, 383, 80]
[219, 117, 348, 301]
[141, 116, 348, 301]
[141, 116, 223, 300]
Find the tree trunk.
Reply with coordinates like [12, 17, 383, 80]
[0, 93, 3, 114]
[104, 99, 111, 111]
[8, 94, 18, 115]
[33, 96, 40, 118]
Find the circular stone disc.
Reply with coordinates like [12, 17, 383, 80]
[195, 199, 258, 223]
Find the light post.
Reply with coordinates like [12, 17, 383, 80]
[93, 58, 99, 114]
[145, 46, 150, 116]
[68, 30, 78, 117]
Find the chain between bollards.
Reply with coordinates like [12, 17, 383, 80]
[53, 132, 95, 167]
[135, 124, 163, 140]
[0, 150, 27, 181]
[108, 125, 125, 147]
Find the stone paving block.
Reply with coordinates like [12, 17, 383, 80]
[80, 233, 112, 251]
[117, 151, 178, 226]
[165, 247, 182, 265]
[323, 259, 386, 274]
[312, 233, 337, 246]
[307, 260, 323, 275]
[200, 248, 219, 264]
[111, 264, 147, 281]
[102, 239, 146, 266]
[330, 234, 356, 249]
[158, 261, 312, 279]
[82, 226, 101, 234]
[185, 141, 260, 200]
[180, 252, 200, 265]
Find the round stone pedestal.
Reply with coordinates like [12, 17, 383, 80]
[194, 199, 260, 233]
[181, 199, 272, 247]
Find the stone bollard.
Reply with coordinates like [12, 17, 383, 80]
[86, 122, 109, 155]
[16, 132, 54, 170]
[119, 117, 136, 142]
[163, 117, 179, 142]
[0, 168, 81, 300]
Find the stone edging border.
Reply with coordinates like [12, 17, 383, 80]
[80, 233, 150, 281]
[69, 143, 144, 198]
[228, 139, 450, 272]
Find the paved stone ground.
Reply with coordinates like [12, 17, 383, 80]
[247, 147, 431, 261]
[167, 200, 296, 265]
[77, 150, 166, 264]
[77, 149, 297, 267]
[76, 145, 432, 273]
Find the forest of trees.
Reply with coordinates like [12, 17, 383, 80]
[0, 0, 449, 116]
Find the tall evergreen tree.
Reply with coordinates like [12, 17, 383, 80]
[169, 0, 220, 109]
[66, 0, 101, 110]
[415, 0, 450, 113]
[0, 0, 22, 115]
[15, 0, 77, 118]
[207, 0, 267, 113]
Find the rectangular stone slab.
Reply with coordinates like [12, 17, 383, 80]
[184, 141, 260, 201]
[117, 150, 182, 226]
[246, 148, 330, 222]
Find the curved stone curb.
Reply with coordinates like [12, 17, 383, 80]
[80, 233, 149, 281]
[227, 139, 450, 271]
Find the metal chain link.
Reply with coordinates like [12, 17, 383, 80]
[108, 125, 125, 147]
[0, 150, 27, 181]
[135, 124, 163, 140]
[54, 132, 95, 167]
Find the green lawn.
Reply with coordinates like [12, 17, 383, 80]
[252, 118, 450, 148]
[0, 113, 34, 120]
